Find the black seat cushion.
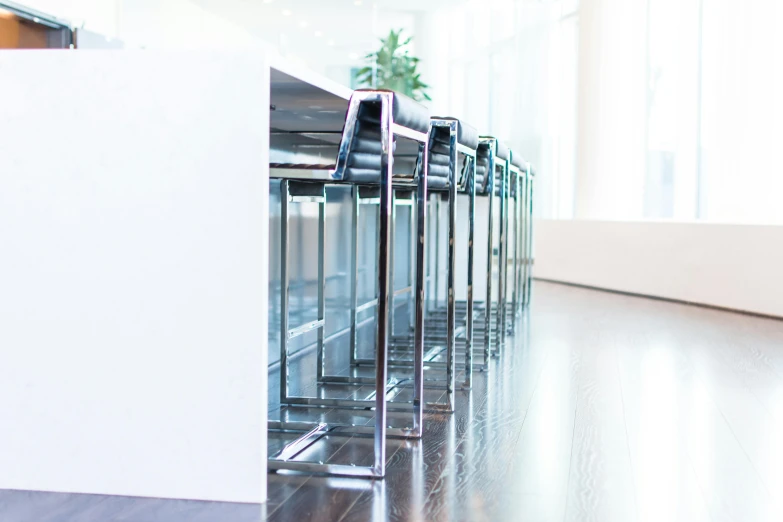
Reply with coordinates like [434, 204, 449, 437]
[427, 118, 479, 190]
[476, 142, 490, 194]
[341, 91, 430, 184]
[430, 117, 480, 150]
[475, 137, 510, 195]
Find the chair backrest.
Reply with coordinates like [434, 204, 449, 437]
[428, 117, 479, 191]
[332, 90, 430, 185]
[476, 137, 510, 196]
[509, 151, 526, 197]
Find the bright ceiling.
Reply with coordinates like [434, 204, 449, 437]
[198, 0, 468, 78]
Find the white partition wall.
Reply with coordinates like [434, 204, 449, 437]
[534, 219, 783, 318]
[0, 51, 269, 503]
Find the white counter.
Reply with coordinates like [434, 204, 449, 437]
[0, 50, 271, 503]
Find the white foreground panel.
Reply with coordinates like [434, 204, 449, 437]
[0, 51, 269, 503]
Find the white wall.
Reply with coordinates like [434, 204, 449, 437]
[534, 220, 783, 318]
[0, 50, 269, 503]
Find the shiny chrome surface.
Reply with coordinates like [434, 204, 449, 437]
[480, 137, 497, 367]
[465, 155, 476, 388]
[525, 165, 534, 306]
[270, 90, 430, 479]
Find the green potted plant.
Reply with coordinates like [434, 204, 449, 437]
[355, 29, 431, 102]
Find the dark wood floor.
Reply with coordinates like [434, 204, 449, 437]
[268, 281, 783, 522]
[3, 281, 782, 521]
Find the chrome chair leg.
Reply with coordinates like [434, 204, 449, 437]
[484, 165, 495, 367]
[445, 130, 458, 407]
[279, 180, 290, 405]
[373, 103, 394, 476]
[316, 199, 326, 381]
[497, 164, 508, 350]
[464, 157, 476, 388]
[525, 170, 535, 307]
[349, 185, 359, 365]
[510, 172, 519, 322]
[413, 150, 427, 432]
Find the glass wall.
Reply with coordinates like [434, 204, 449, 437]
[699, 0, 783, 224]
[426, 0, 580, 220]
[573, 0, 783, 224]
[429, 0, 782, 225]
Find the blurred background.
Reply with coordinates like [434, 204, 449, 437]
[3, 0, 782, 225]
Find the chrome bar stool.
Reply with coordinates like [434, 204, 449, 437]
[473, 136, 510, 367]
[381, 117, 479, 406]
[268, 89, 430, 478]
[507, 151, 526, 328]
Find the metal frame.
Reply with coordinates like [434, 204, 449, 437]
[376, 118, 479, 406]
[507, 158, 522, 326]
[417, 120, 479, 393]
[269, 91, 429, 479]
[523, 163, 535, 307]
[476, 137, 509, 366]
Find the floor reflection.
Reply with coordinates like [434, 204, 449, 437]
[266, 282, 783, 521]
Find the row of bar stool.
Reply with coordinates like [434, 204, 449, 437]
[268, 89, 535, 479]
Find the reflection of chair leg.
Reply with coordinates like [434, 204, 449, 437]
[280, 181, 326, 396]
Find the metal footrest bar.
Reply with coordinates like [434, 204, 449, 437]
[270, 421, 417, 440]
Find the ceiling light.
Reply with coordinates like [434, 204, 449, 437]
[354, 0, 363, 5]
[299, 20, 309, 28]
[314, 31, 323, 37]
[282, 9, 292, 16]
[349, 52, 359, 60]
[327, 39, 335, 46]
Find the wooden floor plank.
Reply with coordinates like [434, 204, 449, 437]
[268, 283, 783, 522]
[3, 283, 782, 521]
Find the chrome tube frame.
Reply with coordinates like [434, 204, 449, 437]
[479, 137, 509, 367]
[497, 155, 509, 350]
[518, 166, 528, 311]
[508, 160, 522, 324]
[269, 91, 429, 479]
[350, 118, 477, 409]
[524, 164, 535, 307]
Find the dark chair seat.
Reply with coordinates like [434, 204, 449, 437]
[427, 117, 479, 190]
[339, 90, 429, 185]
[476, 137, 509, 195]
